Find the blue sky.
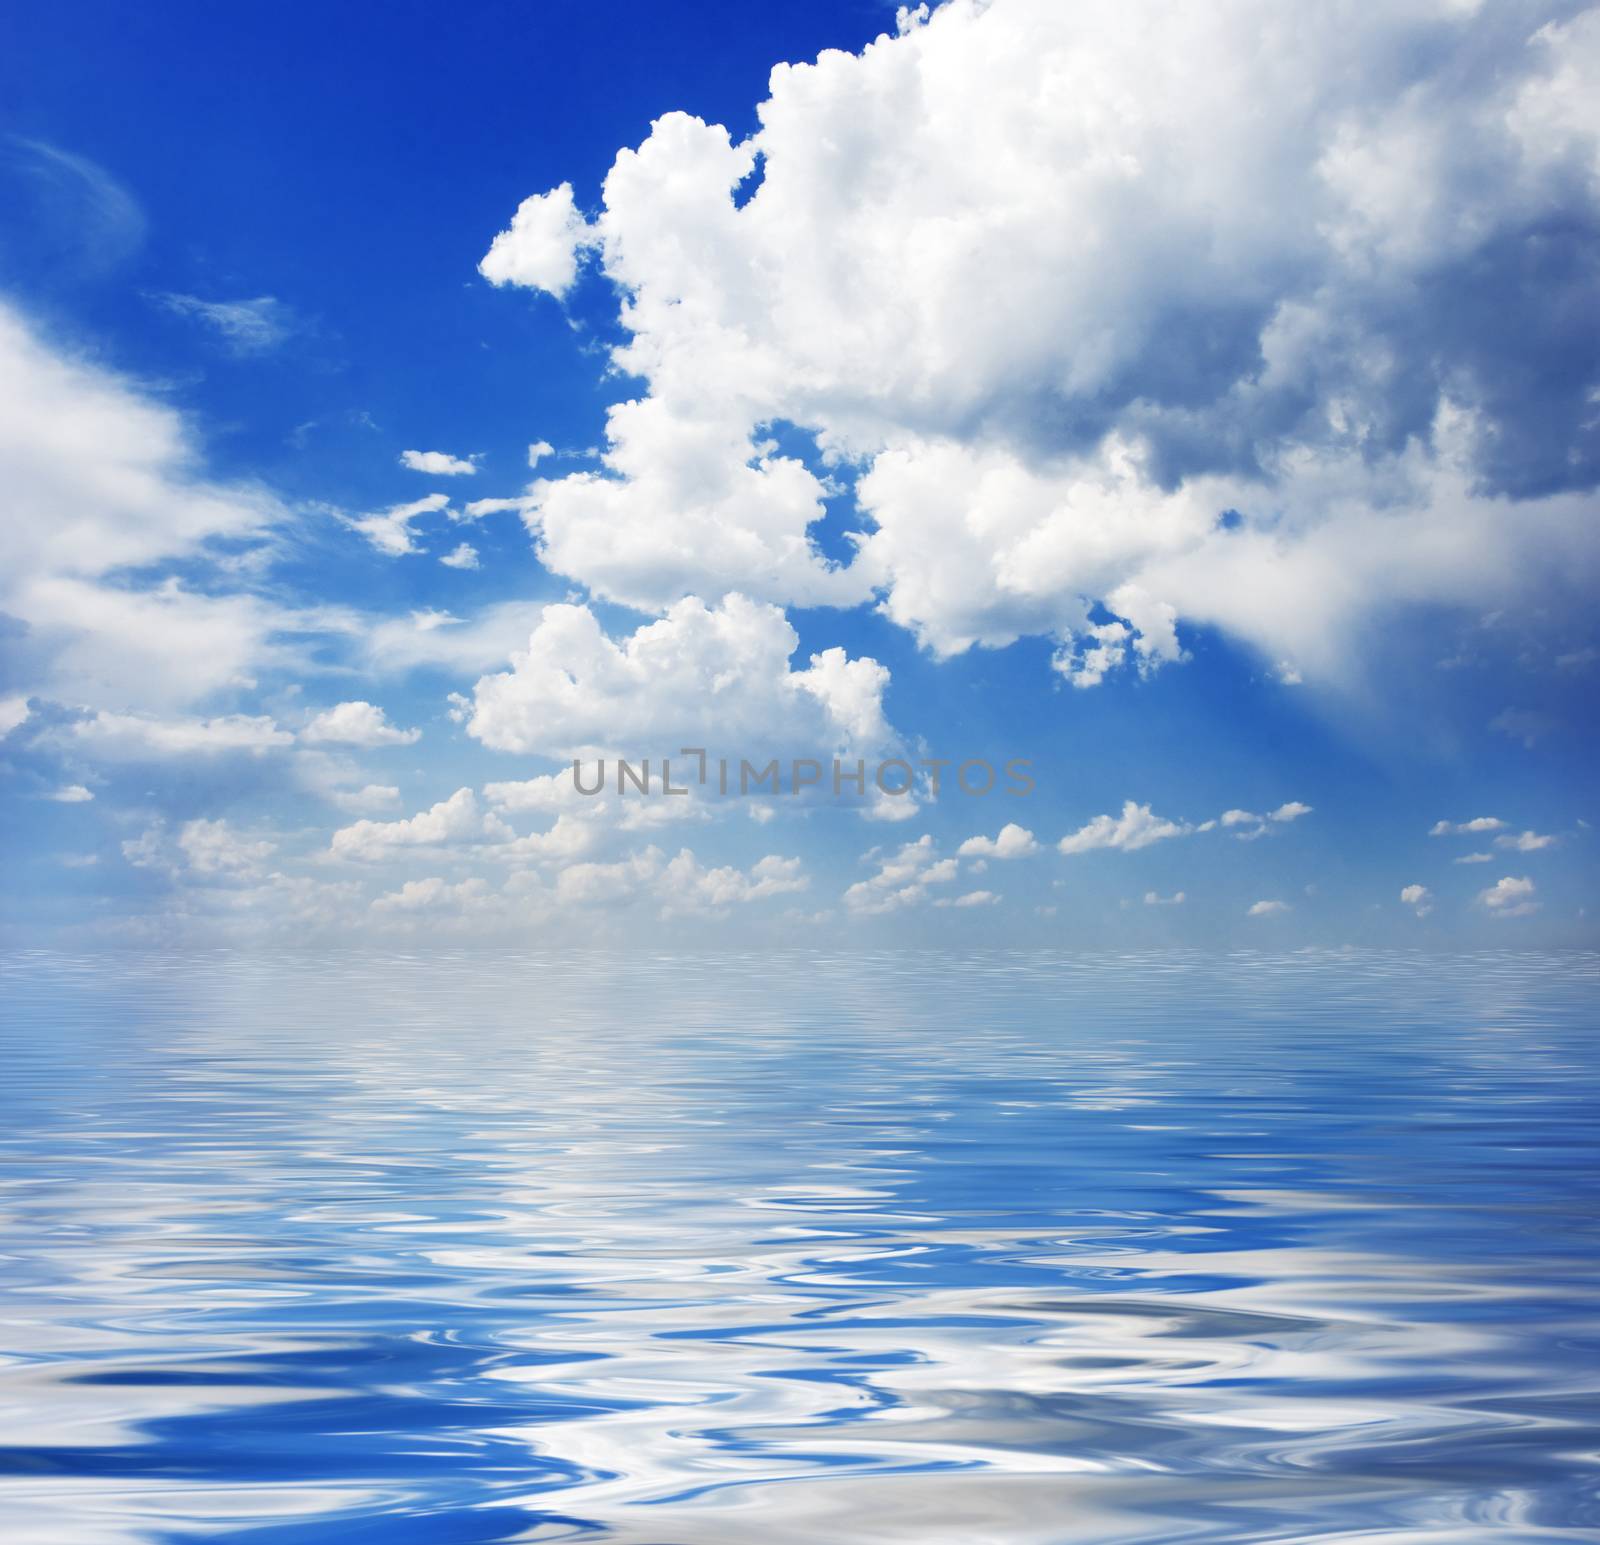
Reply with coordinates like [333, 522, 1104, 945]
[1, 0, 1596, 947]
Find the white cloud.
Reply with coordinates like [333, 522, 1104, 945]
[1270, 802, 1313, 823]
[528, 440, 555, 467]
[958, 822, 1038, 859]
[123, 817, 274, 882]
[1495, 829, 1556, 852]
[329, 783, 402, 815]
[482, 0, 1600, 682]
[301, 700, 421, 748]
[1454, 851, 1493, 864]
[1248, 899, 1291, 917]
[178, 818, 274, 878]
[478, 182, 596, 296]
[465, 593, 892, 758]
[0, 695, 30, 737]
[329, 787, 512, 862]
[1430, 816, 1506, 836]
[0, 300, 304, 711]
[372, 876, 491, 913]
[400, 449, 478, 476]
[345, 493, 450, 557]
[45, 784, 93, 802]
[356, 601, 552, 676]
[658, 850, 808, 913]
[844, 835, 959, 914]
[1479, 875, 1539, 917]
[1144, 890, 1186, 906]
[62, 710, 293, 759]
[440, 542, 480, 570]
[1059, 801, 1189, 856]
[542, 845, 806, 918]
[934, 889, 999, 909]
[1400, 883, 1433, 917]
[153, 293, 295, 354]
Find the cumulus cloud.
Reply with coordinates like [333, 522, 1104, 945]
[45, 783, 93, 802]
[329, 787, 512, 862]
[1144, 890, 1186, 906]
[301, 700, 421, 748]
[465, 593, 892, 758]
[1455, 851, 1494, 864]
[372, 876, 491, 913]
[1430, 816, 1506, 836]
[934, 889, 999, 909]
[548, 845, 806, 917]
[124, 818, 275, 882]
[1479, 875, 1539, 917]
[178, 818, 275, 877]
[344, 493, 450, 557]
[1400, 883, 1433, 917]
[1058, 801, 1188, 856]
[1495, 829, 1556, 852]
[958, 822, 1037, 859]
[844, 835, 959, 914]
[400, 449, 478, 476]
[478, 182, 596, 296]
[1217, 801, 1314, 841]
[440, 542, 480, 570]
[483, 0, 1600, 683]
[1248, 899, 1291, 917]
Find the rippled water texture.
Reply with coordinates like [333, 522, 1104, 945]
[1, 952, 1597, 1543]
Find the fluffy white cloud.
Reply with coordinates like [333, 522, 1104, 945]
[1400, 883, 1433, 917]
[345, 493, 450, 557]
[1059, 801, 1188, 856]
[440, 542, 480, 570]
[958, 823, 1037, 859]
[1479, 875, 1539, 917]
[844, 835, 959, 914]
[301, 700, 421, 748]
[466, 593, 891, 758]
[1495, 829, 1556, 852]
[329, 787, 512, 862]
[478, 182, 595, 296]
[934, 889, 999, 909]
[123, 818, 275, 882]
[45, 784, 93, 802]
[1431, 816, 1506, 836]
[400, 449, 477, 476]
[178, 818, 275, 877]
[483, 0, 1600, 683]
[548, 845, 806, 917]
[1455, 851, 1493, 864]
[1144, 890, 1185, 906]
[372, 876, 491, 913]
[1218, 801, 1314, 841]
[1248, 899, 1291, 917]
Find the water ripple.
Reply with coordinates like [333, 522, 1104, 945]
[0, 951, 1596, 1542]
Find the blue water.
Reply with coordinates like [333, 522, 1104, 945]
[0, 952, 1597, 1543]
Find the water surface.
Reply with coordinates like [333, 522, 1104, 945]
[1, 951, 1597, 1542]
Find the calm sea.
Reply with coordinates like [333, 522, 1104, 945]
[1, 951, 1596, 1542]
